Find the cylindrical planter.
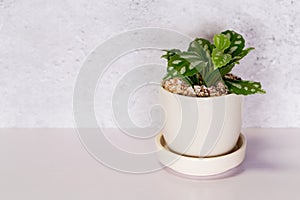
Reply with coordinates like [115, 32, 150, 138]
[159, 87, 243, 157]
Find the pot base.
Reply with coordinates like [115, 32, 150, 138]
[155, 133, 247, 176]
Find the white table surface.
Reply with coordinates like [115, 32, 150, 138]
[0, 128, 299, 200]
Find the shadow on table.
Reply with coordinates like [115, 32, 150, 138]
[163, 133, 292, 180]
[243, 135, 287, 171]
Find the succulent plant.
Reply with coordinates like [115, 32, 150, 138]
[161, 30, 265, 95]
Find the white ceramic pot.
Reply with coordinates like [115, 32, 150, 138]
[159, 87, 243, 157]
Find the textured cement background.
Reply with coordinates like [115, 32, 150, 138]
[0, 0, 299, 128]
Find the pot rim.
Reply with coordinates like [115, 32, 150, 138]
[160, 86, 242, 100]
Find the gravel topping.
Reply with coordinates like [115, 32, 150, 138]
[162, 76, 233, 97]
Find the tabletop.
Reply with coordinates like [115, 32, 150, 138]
[0, 128, 299, 200]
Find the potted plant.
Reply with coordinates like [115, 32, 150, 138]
[156, 30, 265, 176]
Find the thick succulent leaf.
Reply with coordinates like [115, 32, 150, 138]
[213, 34, 231, 51]
[188, 38, 213, 55]
[212, 48, 232, 68]
[222, 30, 245, 57]
[225, 78, 266, 95]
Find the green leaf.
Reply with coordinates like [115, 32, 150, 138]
[215, 30, 253, 74]
[180, 46, 213, 79]
[218, 61, 238, 76]
[167, 52, 196, 76]
[163, 72, 193, 85]
[222, 30, 245, 57]
[162, 50, 192, 83]
[178, 52, 207, 74]
[225, 78, 266, 95]
[161, 49, 181, 60]
[162, 50, 203, 86]
[188, 38, 214, 55]
[212, 48, 232, 68]
[217, 47, 254, 75]
[213, 34, 231, 51]
[163, 67, 192, 84]
[232, 47, 255, 62]
[188, 39, 213, 74]
[204, 68, 225, 87]
[162, 43, 213, 86]
[212, 34, 232, 69]
[161, 31, 260, 93]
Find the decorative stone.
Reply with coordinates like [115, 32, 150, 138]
[193, 85, 210, 97]
[208, 81, 228, 97]
[162, 78, 229, 97]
